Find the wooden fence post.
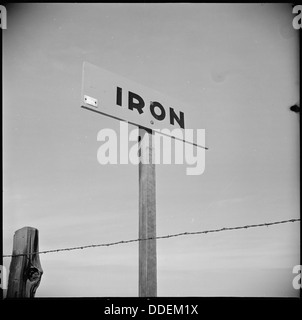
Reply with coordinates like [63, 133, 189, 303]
[7, 227, 43, 298]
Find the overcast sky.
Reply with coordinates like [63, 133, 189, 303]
[3, 3, 300, 297]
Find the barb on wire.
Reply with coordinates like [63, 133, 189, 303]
[3, 218, 300, 258]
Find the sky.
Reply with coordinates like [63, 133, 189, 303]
[2, 3, 300, 297]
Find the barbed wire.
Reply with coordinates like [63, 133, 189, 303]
[3, 218, 300, 258]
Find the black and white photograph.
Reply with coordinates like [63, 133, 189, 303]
[1, 3, 300, 302]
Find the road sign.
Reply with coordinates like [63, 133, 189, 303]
[81, 61, 204, 146]
[80, 61, 207, 297]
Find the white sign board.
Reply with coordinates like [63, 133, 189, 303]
[81, 62, 205, 147]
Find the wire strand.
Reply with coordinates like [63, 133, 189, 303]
[3, 218, 300, 258]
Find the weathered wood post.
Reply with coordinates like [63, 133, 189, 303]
[7, 227, 43, 298]
[138, 127, 157, 297]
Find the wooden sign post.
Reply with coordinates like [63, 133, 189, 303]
[138, 127, 157, 297]
[80, 62, 205, 297]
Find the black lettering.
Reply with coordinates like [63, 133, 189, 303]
[150, 101, 166, 121]
[128, 91, 145, 114]
[116, 87, 122, 106]
[169, 107, 185, 129]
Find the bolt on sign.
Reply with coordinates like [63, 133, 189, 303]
[81, 62, 202, 146]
